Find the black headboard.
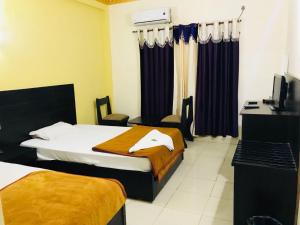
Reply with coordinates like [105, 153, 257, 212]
[0, 84, 77, 146]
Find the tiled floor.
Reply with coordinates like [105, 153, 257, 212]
[126, 136, 239, 225]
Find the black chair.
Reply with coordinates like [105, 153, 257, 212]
[96, 96, 129, 127]
[160, 96, 194, 141]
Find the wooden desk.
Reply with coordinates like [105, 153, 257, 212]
[238, 75, 300, 225]
[241, 101, 300, 165]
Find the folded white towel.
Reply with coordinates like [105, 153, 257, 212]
[129, 129, 174, 153]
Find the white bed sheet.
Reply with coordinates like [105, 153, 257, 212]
[0, 162, 43, 189]
[20, 125, 152, 172]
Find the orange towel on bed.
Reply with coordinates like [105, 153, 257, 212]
[1, 171, 126, 225]
[92, 126, 185, 181]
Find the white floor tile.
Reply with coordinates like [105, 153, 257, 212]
[225, 145, 237, 159]
[199, 216, 233, 225]
[187, 163, 220, 181]
[152, 184, 176, 207]
[178, 177, 215, 195]
[126, 198, 133, 205]
[223, 156, 234, 168]
[216, 174, 233, 184]
[218, 164, 234, 183]
[194, 155, 225, 169]
[211, 180, 234, 200]
[127, 138, 237, 225]
[195, 136, 238, 145]
[198, 143, 229, 158]
[166, 190, 209, 214]
[154, 208, 201, 225]
[184, 151, 200, 165]
[126, 200, 163, 225]
[173, 163, 192, 177]
[163, 171, 186, 190]
[203, 197, 233, 221]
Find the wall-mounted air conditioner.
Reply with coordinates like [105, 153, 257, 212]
[132, 8, 171, 26]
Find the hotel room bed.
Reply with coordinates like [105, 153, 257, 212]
[0, 84, 184, 202]
[21, 125, 152, 172]
[0, 162, 126, 225]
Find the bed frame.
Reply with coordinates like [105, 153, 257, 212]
[108, 206, 126, 225]
[0, 84, 184, 202]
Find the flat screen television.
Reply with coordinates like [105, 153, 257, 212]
[271, 74, 287, 111]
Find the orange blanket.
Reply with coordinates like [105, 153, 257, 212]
[1, 171, 126, 225]
[93, 126, 185, 181]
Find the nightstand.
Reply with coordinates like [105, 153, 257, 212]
[0, 146, 37, 165]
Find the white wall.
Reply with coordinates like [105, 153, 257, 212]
[109, 0, 289, 123]
[287, 0, 300, 79]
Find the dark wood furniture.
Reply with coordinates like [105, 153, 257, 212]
[239, 74, 300, 224]
[160, 96, 194, 141]
[128, 116, 160, 127]
[232, 140, 297, 225]
[0, 84, 184, 202]
[33, 154, 183, 202]
[108, 206, 126, 225]
[0, 146, 36, 165]
[96, 96, 129, 127]
[0, 84, 77, 146]
[241, 103, 300, 165]
[241, 75, 300, 165]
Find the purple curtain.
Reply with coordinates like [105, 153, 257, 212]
[195, 39, 239, 137]
[140, 43, 174, 121]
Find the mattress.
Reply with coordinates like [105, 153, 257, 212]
[0, 162, 43, 189]
[21, 124, 152, 172]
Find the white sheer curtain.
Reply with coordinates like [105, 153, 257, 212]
[173, 24, 198, 116]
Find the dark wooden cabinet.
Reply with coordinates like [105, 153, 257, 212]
[232, 141, 297, 225]
[241, 101, 300, 165]
[239, 100, 300, 225]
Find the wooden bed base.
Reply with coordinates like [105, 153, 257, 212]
[108, 206, 126, 225]
[30, 153, 183, 202]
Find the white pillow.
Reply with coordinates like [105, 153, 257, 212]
[29, 122, 75, 140]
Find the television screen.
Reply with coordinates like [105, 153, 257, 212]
[272, 75, 287, 110]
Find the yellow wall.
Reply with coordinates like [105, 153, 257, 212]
[0, 0, 113, 124]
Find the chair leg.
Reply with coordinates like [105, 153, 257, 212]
[182, 124, 194, 142]
[185, 133, 194, 142]
[183, 139, 187, 148]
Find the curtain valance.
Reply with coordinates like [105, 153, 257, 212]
[137, 26, 173, 48]
[173, 23, 198, 44]
[172, 20, 240, 44]
[198, 19, 240, 43]
[136, 19, 239, 47]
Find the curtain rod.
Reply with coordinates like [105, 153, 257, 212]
[132, 5, 245, 34]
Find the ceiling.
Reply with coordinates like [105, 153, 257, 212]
[96, 0, 134, 5]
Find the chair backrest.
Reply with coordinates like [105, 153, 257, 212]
[181, 96, 193, 125]
[96, 96, 112, 124]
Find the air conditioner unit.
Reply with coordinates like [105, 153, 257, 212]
[132, 8, 171, 26]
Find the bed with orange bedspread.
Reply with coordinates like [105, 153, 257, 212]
[0, 162, 126, 225]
